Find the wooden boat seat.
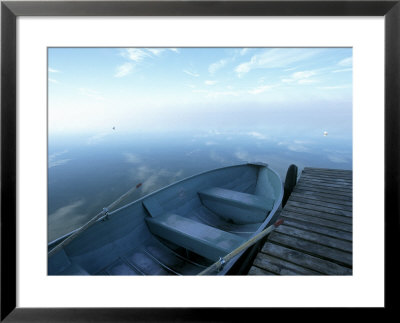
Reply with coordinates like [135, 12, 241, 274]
[198, 187, 274, 224]
[145, 213, 246, 262]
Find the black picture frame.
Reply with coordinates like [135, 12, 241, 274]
[1, 0, 399, 321]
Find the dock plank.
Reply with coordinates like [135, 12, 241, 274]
[293, 186, 352, 198]
[298, 181, 353, 191]
[303, 167, 352, 175]
[283, 205, 352, 224]
[289, 194, 352, 212]
[300, 174, 353, 184]
[273, 225, 352, 253]
[279, 216, 352, 241]
[249, 167, 352, 276]
[291, 189, 353, 203]
[295, 183, 352, 195]
[252, 252, 320, 275]
[268, 232, 352, 267]
[261, 242, 352, 275]
[285, 200, 352, 217]
[280, 211, 352, 233]
[248, 266, 276, 275]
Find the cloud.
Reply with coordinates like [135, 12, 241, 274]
[48, 199, 88, 241]
[209, 150, 229, 164]
[209, 59, 228, 74]
[49, 199, 86, 222]
[49, 158, 72, 168]
[318, 84, 352, 90]
[202, 90, 240, 98]
[133, 165, 184, 194]
[79, 88, 104, 100]
[281, 70, 318, 84]
[235, 48, 320, 76]
[192, 88, 240, 98]
[116, 48, 179, 77]
[205, 80, 218, 86]
[146, 48, 165, 56]
[49, 78, 59, 84]
[49, 150, 71, 168]
[297, 79, 318, 84]
[278, 140, 310, 152]
[246, 131, 268, 140]
[121, 48, 150, 62]
[86, 132, 110, 145]
[114, 62, 133, 77]
[49, 68, 60, 73]
[332, 68, 352, 73]
[338, 57, 352, 67]
[240, 48, 250, 56]
[183, 69, 200, 77]
[124, 152, 141, 164]
[328, 155, 349, 163]
[234, 149, 249, 161]
[248, 84, 273, 94]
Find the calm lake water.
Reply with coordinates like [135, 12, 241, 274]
[48, 129, 352, 242]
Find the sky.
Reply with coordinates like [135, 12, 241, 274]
[48, 47, 352, 136]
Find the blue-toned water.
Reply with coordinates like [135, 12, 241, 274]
[48, 129, 352, 242]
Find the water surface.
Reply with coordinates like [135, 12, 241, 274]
[48, 129, 352, 242]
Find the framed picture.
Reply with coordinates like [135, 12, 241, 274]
[1, 0, 398, 320]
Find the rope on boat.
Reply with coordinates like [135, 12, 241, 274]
[198, 219, 284, 275]
[48, 184, 141, 257]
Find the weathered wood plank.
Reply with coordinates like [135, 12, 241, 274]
[303, 167, 352, 175]
[295, 183, 352, 195]
[289, 195, 353, 212]
[300, 173, 353, 182]
[261, 242, 352, 275]
[286, 200, 352, 218]
[280, 210, 352, 233]
[299, 180, 353, 190]
[294, 184, 352, 197]
[299, 180, 352, 190]
[301, 172, 353, 181]
[300, 173, 353, 185]
[297, 180, 353, 191]
[302, 168, 352, 176]
[283, 205, 352, 224]
[274, 225, 352, 253]
[280, 216, 353, 241]
[302, 171, 352, 178]
[290, 191, 352, 207]
[268, 231, 352, 267]
[248, 265, 276, 275]
[292, 188, 353, 203]
[253, 252, 320, 275]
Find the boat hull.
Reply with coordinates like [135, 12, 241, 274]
[48, 163, 283, 275]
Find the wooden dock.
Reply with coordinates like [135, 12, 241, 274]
[248, 167, 352, 275]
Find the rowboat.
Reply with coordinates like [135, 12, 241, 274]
[48, 162, 283, 275]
